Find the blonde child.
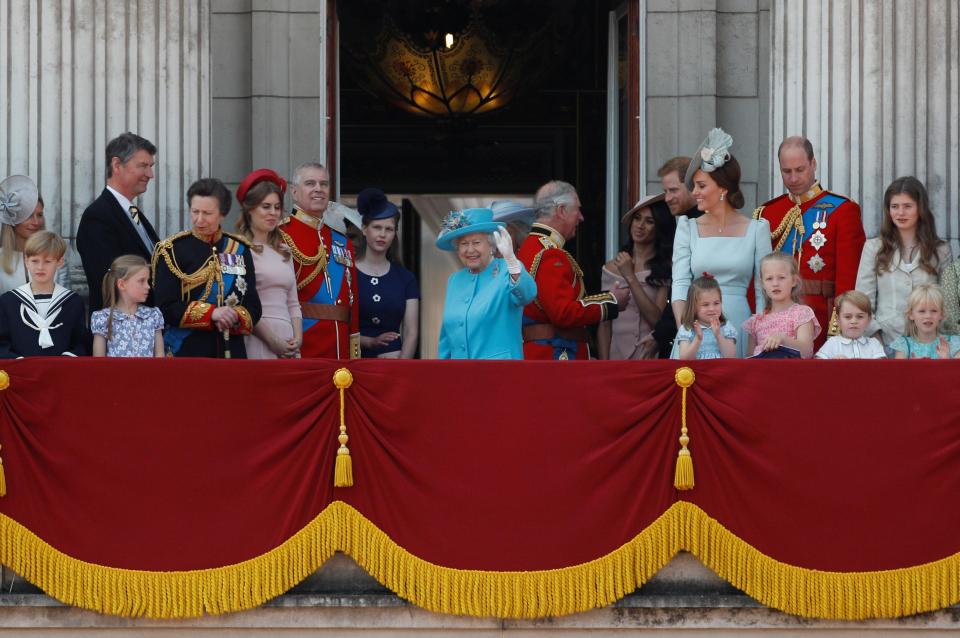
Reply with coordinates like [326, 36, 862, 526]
[890, 284, 960, 359]
[91, 255, 164, 357]
[816, 291, 886, 359]
[0, 231, 86, 357]
[743, 252, 820, 358]
[672, 275, 737, 359]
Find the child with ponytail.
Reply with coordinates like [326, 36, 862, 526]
[91, 255, 164, 357]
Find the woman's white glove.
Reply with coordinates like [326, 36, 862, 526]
[493, 227, 522, 275]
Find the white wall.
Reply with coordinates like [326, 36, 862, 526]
[0, 0, 211, 242]
[770, 0, 960, 245]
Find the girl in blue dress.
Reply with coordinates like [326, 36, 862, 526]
[890, 284, 960, 359]
[673, 275, 737, 359]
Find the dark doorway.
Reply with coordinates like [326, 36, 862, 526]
[338, 0, 621, 297]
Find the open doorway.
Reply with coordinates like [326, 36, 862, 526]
[337, 0, 639, 357]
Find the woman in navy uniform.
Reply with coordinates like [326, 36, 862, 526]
[153, 178, 261, 358]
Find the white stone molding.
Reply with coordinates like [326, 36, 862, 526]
[0, 0, 211, 240]
[770, 0, 959, 245]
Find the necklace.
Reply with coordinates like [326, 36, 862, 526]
[902, 243, 919, 262]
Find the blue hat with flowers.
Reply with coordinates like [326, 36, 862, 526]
[435, 208, 505, 251]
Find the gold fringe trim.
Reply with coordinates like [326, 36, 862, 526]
[1, 502, 959, 620]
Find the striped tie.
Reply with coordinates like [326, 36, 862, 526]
[129, 206, 141, 225]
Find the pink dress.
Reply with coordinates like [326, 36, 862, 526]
[244, 244, 302, 359]
[742, 303, 821, 356]
[600, 266, 660, 360]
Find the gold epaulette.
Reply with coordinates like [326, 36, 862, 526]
[222, 231, 252, 247]
[278, 217, 291, 227]
[752, 205, 765, 220]
[152, 230, 220, 300]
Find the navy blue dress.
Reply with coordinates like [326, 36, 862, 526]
[357, 263, 419, 357]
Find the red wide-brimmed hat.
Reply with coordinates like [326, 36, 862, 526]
[236, 168, 287, 204]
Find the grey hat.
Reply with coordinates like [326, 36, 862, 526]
[684, 128, 734, 189]
[490, 200, 535, 225]
[0, 175, 39, 227]
[324, 201, 363, 233]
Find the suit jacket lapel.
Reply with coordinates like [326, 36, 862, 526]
[103, 189, 157, 254]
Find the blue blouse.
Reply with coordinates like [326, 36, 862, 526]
[90, 305, 164, 357]
[438, 258, 537, 360]
[357, 263, 420, 358]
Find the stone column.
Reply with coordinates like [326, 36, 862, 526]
[211, 0, 332, 207]
[769, 0, 960, 243]
[0, 0, 211, 241]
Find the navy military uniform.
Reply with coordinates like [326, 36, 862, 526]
[153, 229, 261, 358]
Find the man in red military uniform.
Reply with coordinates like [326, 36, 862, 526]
[754, 136, 865, 348]
[518, 180, 628, 359]
[278, 162, 360, 359]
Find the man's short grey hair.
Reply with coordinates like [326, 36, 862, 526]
[105, 132, 156, 179]
[291, 162, 328, 186]
[533, 180, 578, 220]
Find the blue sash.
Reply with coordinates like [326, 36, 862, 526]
[521, 316, 581, 360]
[164, 241, 246, 354]
[303, 229, 348, 331]
[778, 194, 845, 255]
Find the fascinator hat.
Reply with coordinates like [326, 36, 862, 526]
[236, 168, 287, 205]
[436, 208, 504, 251]
[357, 188, 399, 222]
[0, 175, 39, 227]
[490, 200, 535, 225]
[684, 128, 734, 189]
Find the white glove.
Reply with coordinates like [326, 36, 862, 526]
[493, 227, 522, 275]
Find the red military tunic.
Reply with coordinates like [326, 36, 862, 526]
[754, 183, 865, 348]
[278, 209, 360, 359]
[517, 223, 619, 360]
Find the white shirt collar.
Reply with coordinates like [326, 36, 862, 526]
[839, 335, 870, 346]
[106, 186, 135, 216]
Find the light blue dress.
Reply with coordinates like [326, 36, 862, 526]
[672, 322, 738, 359]
[671, 217, 772, 358]
[889, 334, 960, 359]
[438, 258, 537, 360]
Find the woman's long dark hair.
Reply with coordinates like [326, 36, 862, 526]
[875, 176, 944, 277]
[620, 200, 675, 288]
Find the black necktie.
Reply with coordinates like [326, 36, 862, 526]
[129, 206, 141, 225]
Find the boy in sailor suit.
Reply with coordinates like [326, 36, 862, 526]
[0, 231, 86, 357]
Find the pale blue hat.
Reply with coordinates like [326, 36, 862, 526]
[436, 208, 504, 251]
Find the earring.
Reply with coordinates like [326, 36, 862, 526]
[720, 191, 726, 202]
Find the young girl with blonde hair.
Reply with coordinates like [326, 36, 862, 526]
[890, 284, 960, 359]
[91, 255, 164, 357]
[743, 252, 820, 358]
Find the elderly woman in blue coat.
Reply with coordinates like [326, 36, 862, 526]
[436, 208, 537, 359]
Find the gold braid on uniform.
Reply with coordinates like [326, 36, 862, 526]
[278, 227, 329, 292]
[152, 232, 223, 303]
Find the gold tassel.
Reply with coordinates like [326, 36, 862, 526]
[332, 368, 354, 487]
[0, 371, 9, 497]
[827, 306, 840, 336]
[0, 447, 6, 498]
[673, 367, 696, 491]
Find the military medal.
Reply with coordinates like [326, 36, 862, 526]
[809, 231, 827, 251]
[236, 276, 247, 295]
[219, 252, 246, 276]
[807, 254, 825, 273]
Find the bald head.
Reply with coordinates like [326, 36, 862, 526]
[777, 136, 815, 162]
[777, 136, 818, 196]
